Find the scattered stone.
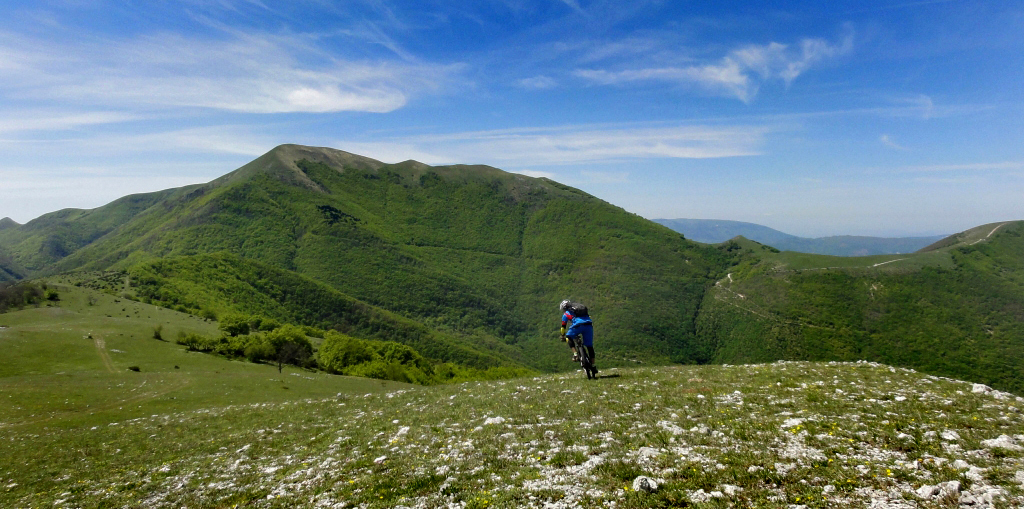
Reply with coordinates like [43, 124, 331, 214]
[939, 480, 961, 498]
[972, 383, 993, 394]
[637, 447, 661, 461]
[483, 416, 506, 425]
[632, 476, 658, 493]
[940, 430, 961, 441]
[690, 489, 725, 502]
[722, 484, 742, 496]
[373, 455, 387, 464]
[981, 435, 1023, 451]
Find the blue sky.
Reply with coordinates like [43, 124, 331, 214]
[1, 0, 1021, 237]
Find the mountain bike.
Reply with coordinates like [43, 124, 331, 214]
[567, 333, 598, 379]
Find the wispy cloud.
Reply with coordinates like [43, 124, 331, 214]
[0, 30, 459, 114]
[517, 75, 558, 89]
[511, 169, 556, 179]
[574, 34, 853, 102]
[338, 123, 769, 167]
[901, 161, 1024, 172]
[0, 111, 139, 133]
[879, 134, 907, 150]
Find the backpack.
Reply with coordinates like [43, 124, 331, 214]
[569, 302, 589, 318]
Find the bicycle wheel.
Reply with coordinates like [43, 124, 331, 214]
[577, 338, 594, 379]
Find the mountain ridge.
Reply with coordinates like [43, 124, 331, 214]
[2, 144, 1023, 391]
[654, 218, 947, 256]
[0, 144, 731, 373]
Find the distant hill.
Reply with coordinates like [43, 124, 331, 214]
[654, 218, 946, 256]
[697, 221, 1024, 392]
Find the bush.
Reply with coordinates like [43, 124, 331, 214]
[153, 325, 163, 341]
[219, 314, 250, 337]
[177, 332, 213, 352]
[243, 335, 275, 362]
[318, 331, 376, 373]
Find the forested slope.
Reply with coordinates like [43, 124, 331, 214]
[695, 222, 1024, 392]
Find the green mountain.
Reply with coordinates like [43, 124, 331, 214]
[4, 145, 1024, 391]
[696, 221, 1024, 392]
[654, 218, 946, 256]
[0, 144, 731, 372]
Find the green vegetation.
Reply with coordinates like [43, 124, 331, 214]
[0, 280, 47, 313]
[126, 252, 524, 370]
[697, 221, 1024, 393]
[1, 144, 1023, 394]
[0, 144, 732, 374]
[3, 359, 1023, 507]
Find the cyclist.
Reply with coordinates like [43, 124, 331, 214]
[559, 299, 596, 375]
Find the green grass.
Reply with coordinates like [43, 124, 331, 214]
[0, 284, 410, 431]
[2, 360, 1023, 507]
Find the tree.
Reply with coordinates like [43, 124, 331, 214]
[219, 314, 250, 336]
[266, 324, 313, 373]
[317, 331, 376, 373]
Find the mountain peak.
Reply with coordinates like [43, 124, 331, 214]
[0, 217, 18, 229]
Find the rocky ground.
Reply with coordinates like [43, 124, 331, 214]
[4, 361, 1024, 508]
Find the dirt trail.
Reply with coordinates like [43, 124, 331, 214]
[94, 337, 116, 373]
[971, 222, 1010, 245]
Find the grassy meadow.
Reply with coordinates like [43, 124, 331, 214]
[2, 286, 1023, 508]
[0, 283, 409, 432]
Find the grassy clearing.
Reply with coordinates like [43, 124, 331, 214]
[2, 359, 1023, 508]
[0, 283, 409, 431]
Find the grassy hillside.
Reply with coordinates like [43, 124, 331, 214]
[0, 144, 733, 372]
[3, 355, 1023, 507]
[0, 283, 410, 431]
[0, 189, 183, 274]
[124, 252, 525, 370]
[655, 218, 946, 256]
[695, 221, 1024, 392]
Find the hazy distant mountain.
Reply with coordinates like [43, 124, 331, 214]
[654, 218, 947, 256]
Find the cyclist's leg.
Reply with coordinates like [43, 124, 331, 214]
[580, 325, 596, 373]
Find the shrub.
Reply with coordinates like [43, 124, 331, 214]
[318, 331, 376, 373]
[177, 332, 212, 352]
[219, 314, 250, 337]
[243, 335, 275, 362]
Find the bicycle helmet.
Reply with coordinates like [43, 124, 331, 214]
[559, 299, 571, 312]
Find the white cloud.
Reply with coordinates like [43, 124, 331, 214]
[0, 30, 458, 114]
[337, 123, 769, 167]
[574, 34, 853, 102]
[0, 111, 139, 133]
[511, 169, 556, 179]
[517, 75, 558, 89]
